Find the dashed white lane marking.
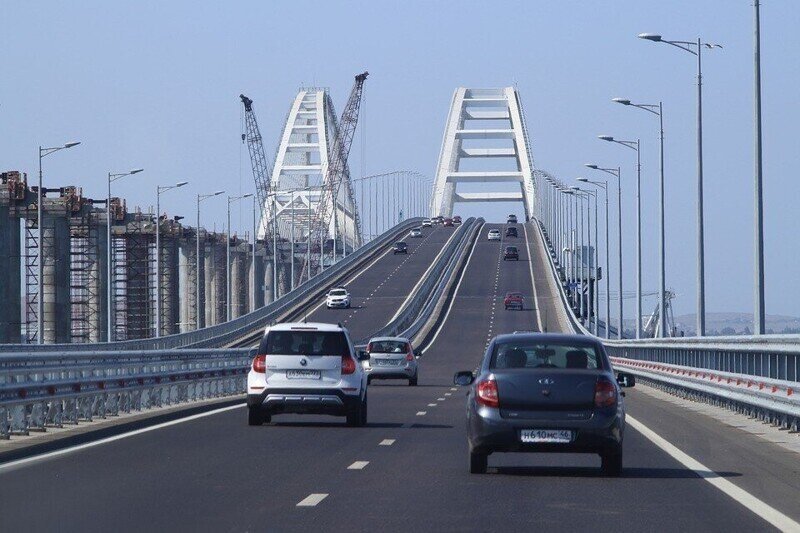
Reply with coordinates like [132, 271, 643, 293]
[627, 415, 800, 531]
[450, 387, 457, 391]
[297, 493, 328, 507]
[427, 403, 437, 407]
[348, 461, 370, 470]
[0, 403, 245, 473]
[437, 397, 446, 401]
[379, 439, 395, 446]
[416, 411, 427, 416]
[444, 393, 452, 396]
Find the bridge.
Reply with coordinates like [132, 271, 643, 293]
[1, 80, 798, 532]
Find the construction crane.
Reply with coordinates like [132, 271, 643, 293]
[643, 289, 677, 338]
[239, 94, 273, 238]
[302, 71, 368, 275]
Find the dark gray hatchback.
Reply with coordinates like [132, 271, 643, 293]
[454, 333, 635, 476]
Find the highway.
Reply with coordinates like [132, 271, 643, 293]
[0, 223, 798, 532]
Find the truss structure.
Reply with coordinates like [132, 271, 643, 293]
[431, 87, 536, 219]
[260, 88, 360, 248]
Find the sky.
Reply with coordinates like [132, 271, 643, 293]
[1, 1, 798, 320]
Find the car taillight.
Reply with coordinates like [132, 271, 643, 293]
[476, 378, 499, 408]
[252, 355, 267, 373]
[594, 378, 617, 408]
[406, 351, 414, 361]
[341, 355, 356, 375]
[366, 342, 373, 353]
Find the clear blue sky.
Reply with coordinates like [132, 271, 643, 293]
[1, 1, 798, 320]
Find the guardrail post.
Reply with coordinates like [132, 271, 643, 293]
[10, 405, 28, 435]
[0, 407, 9, 439]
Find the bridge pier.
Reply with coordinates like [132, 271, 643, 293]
[40, 211, 71, 344]
[0, 173, 22, 343]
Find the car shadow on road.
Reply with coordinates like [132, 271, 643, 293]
[490, 466, 742, 479]
[408, 423, 453, 429]
[270, 421, 405, 429]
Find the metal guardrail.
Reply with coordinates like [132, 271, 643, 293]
[0, 218, 424, 353]
[363, 218, 480, 344]
[533, 219, 800, 430]
[0, 348, 254, 438]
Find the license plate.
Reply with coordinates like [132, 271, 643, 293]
[520, 429, 574, 443]
[375, 359, 400, 366]
[286, 369, 321, 380]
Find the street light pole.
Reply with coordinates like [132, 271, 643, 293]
[196, 190, 224, 330]
[753, 0, 766, 334]
[585, 165, 622, 339]
[106, 166, 140, 342]
[639, 33, 721, 337]
[227, 193, 253, 321]
[37, 141, 81, 344]
[156, 181, 188, 337]
[599, 136, 641, 338]
[579, 179, 610, 339]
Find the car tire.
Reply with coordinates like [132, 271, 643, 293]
[248, 407, 269, 426]
[409, 372, 418, 386]
[600, 450, 623, 477]
[469, 451, 488, 474]
[347, 393, 367, 427]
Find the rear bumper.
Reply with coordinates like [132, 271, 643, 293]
[326, 300, 350, 308]
[248, 387, 361, 416]
[467, 405, 624, 455]
[366, 365, 416, 379]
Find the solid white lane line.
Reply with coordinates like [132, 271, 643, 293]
[523, 224, 544, 331]
[418, 222, 483, 351]
[416, 411, 427, 416]
[297, 493, 328, 507]
[0, 403, 245, 474]
[379, 439, 395, 446]
[388, 228, 457, 323]
[348, 461, 369, 470]
[627, 415, 800, 531]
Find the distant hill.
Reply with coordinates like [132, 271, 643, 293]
[624, 312, 800, 336]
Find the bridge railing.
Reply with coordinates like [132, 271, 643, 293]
[533, 217, 800, 430]
[0, 348, 254, 438]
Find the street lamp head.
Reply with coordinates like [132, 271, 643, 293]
[176, 181, 189, 187]
[64, 141, 81, 148]
[584, 164, 599, 169]
[598, 135, 614, 142]
[576, 178, 589, 183]
[638, 33, 662, 42]
[130, 168, 144, 175]
[242, 193, 253, 199]
[213, 190, 225, 196]
[612, 98, 631, 106]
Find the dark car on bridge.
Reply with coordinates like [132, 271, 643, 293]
[503, 246, 519, 261]
[505, 226, 518, 238]
[393, 241, 408, 254]
[454, 333, 634, 476]
[443, 218, 454, 227]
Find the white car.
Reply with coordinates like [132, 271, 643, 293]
[326, 288, 351, 309]
[422, 219, 432, 228]
[247, 322, 368, 426]
[487, 229, 501, 241]
[410, 227, 423, 238]
[363, 336, 421, 386]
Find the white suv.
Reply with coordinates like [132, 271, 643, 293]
[326, 287, 351, 309]
[247, 322, 368, 426]
[487, 229, 501, 241]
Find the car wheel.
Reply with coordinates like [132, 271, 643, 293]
[600, 450, 623, 477]
[248, 407, 269, 426]
[409, 372, 418, 386]
[469, 451, 488, 474]
[347, 393, 367, 427]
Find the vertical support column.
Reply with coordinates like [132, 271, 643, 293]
[230, 246, 248, 319]
[213, 239, 226, 324]
[88, 217, 108, 343]
[124, 233, 151, 340]
[41, 214, 70, 343]
[180, 236, 199, 332]
[250, 240, 265, 311]
[0, 204, 21, 343]
[159, 236, 180, 335]
[203, 239, 214, 327]
[263, 255, 274, 304]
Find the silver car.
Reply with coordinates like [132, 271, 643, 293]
[363, 336, 421, 386]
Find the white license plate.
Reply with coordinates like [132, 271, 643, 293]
[375, 359, 401, 366]
[520, 429, 574, 443]
[286, 369, 321, 380]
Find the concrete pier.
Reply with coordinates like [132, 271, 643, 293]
[124, 227, 153, 340]
[179, 235, 199, 332]
[230, 242, 249, 319]
[158, 234, 180, 335]
[41, 211, 71, 344]
[0, 173, 23, 343]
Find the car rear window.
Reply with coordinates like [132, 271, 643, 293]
[490, 340, 603, 370]
[259, 331, 350, 356]
[506, 246, 517, 252]
[369, 340, 409, 353]
[329, 289, 347, 296]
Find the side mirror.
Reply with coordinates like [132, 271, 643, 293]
[357, 350, 370, 362]
[616, 372, 636, 388]
[414, 349, 423, 359]
[453, 371, 475, 386]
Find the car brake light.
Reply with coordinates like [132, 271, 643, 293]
[341, 355, 356, 375]
[594, 378, 617, 407]
[476, 378, 499, 408]
[252, 355, 267, 373]
[366, 342, 373, 353]
[406, 351, 414, 361]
